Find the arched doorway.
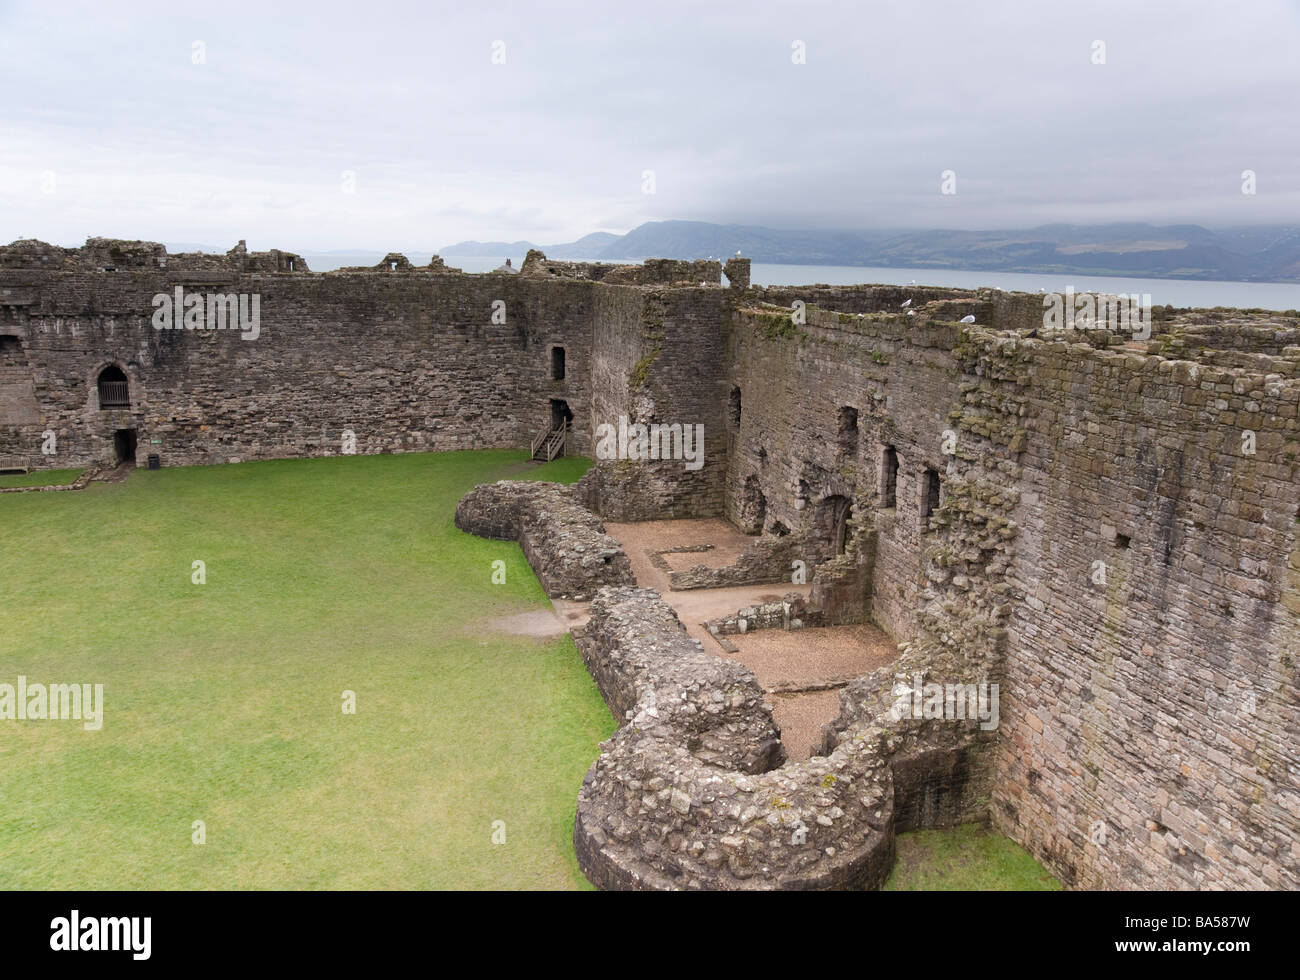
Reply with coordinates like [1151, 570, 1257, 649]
[96, 365, 130, 409]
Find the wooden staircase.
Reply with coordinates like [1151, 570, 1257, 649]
[530, 420, 570, 462]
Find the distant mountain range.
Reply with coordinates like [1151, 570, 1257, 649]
[441, 221, 1300, 283]
[437, 232, 622, 259]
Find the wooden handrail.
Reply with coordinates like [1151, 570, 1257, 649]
[532, 419, 571, 461]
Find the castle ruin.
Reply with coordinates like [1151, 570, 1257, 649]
[2, 236, 1296, 890]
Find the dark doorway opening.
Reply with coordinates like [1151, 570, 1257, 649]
[114, 428, 137, 465]
[550, 346, 566, 381]
[549, 398, 573, 431]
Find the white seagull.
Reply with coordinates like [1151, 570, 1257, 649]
[901, 298, 913, 308]
[960, 314, 976, 323]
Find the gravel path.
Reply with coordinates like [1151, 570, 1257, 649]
[770, 690, 843, 762]
[725, 625, 898, 761]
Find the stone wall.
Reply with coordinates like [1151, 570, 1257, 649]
[453, 480, 634, 600]
[702, 593, 823, 637]
[991, 340, 1300, 889]
[572, 587, 990, 890]
[724, 305, 985, 645]
[449, 479, 995, 890]
[0, 260, 601, 469]
[721, 299, 1299, 890]
[578, 287, 730, 520]
[665, 534, 804, 590]
[517, 250, 723, 287]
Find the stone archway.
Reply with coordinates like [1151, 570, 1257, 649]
[96, 364, 130, 409]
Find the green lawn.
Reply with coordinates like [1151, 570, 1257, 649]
[1, 449, 1057, 891]
[0, 467, 83, 488]
[885, 823, 1063, 890]
[0, 450, 612, 889]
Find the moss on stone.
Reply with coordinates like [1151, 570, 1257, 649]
[628, 344, 661, 389]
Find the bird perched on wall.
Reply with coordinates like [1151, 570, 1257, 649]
[906, 310, 915, 317]
[901, 298, 913, 308]
[960, 314, 976, 323]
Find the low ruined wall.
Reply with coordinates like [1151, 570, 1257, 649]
[573, 587, 993, 890]
[702, 594, 823, 637]
[573, 587, 896, 890]
[826, 644, 999, 830]
[576, 588, 785, 773]
[450, 465, 1002, 890]
[453, 481, 634, 600]
[665, 534, 804, 590]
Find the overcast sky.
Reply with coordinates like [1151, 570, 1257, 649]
[2, 0, 1297, 253]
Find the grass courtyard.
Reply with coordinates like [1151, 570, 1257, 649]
[0, 449, 1056, 890]
[1, 450, 608, 889]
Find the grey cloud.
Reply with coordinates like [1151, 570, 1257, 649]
[0, 0, 1295, 250]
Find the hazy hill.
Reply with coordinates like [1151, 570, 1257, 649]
[442, 221, 1300, 282]
[440, 231, 621, 259]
